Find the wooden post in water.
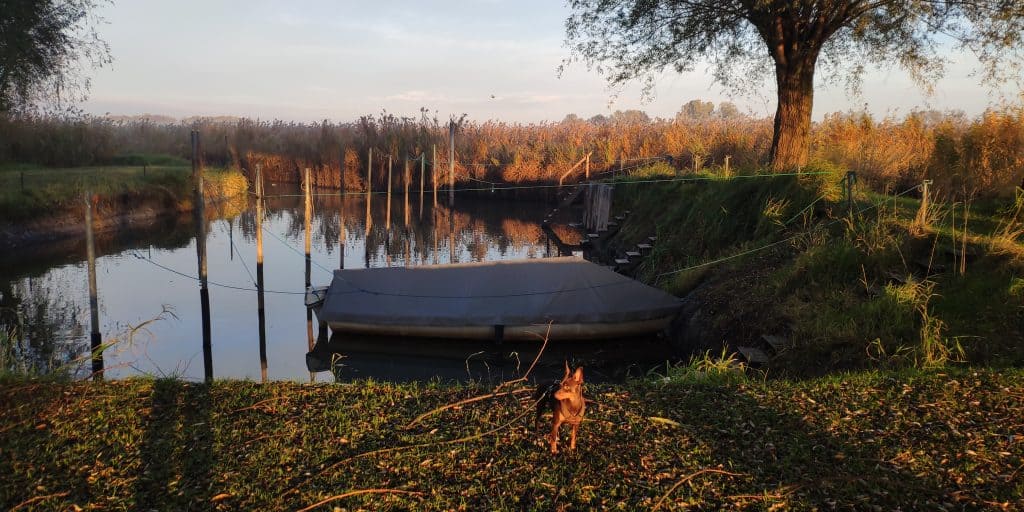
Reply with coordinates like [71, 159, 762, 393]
[304, 168, 315, 383]
[404, 158, 411, 228]
[432, 145, 438, 208]
[419, 154, 425, 220]
[585, 152, 590, 180]
[84, 192, 103, 380]
[386, 156, 393, 227]
[339, 148, 346, 270]
[191, 129, 213, 383]
[448, 121, 456, 206]
[365, 148, 373, 236]
[255, 165, 268, 382]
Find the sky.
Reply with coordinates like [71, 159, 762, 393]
[80, 0, 1021, 124]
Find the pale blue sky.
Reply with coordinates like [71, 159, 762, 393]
[81, 1, 1020, 123]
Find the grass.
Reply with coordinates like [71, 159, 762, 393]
[0, 160, 247, 224]
[0, 369, 1021, 510]
[609, 167, 1024, 374]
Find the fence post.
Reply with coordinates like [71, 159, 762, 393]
[724, 155, 731, 176]
[448, 120, 456, 206]
[419, 154, 425, 220]
[432, 145, 438, 208]
[845, 171, 857, 222]
[191, 129, 213, 383]
[365, 148, 373, 236]
[255, 164, 268, 382]
[84, 191, 103, 380]
[304, 167, 315, 383]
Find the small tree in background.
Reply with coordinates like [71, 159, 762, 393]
[563, 0, 1024, 171]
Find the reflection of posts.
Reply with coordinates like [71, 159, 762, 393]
[255, 165, 269, 382]
[192, 129, 213, 383]
[340, 147, 347, 270]
[84, 191, 103, 380]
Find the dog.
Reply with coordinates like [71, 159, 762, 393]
[534, 362, 586, 454]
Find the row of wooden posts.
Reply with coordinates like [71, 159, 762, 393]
[82, 128, 467, 382]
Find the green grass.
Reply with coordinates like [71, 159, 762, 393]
[0, 370, 1020, 510]
[609, 170, 1024, 373]
[0, 162, 246, 223]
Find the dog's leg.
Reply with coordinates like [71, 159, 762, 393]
[549, 417, 561, 454]
[569, 422, 579, 450]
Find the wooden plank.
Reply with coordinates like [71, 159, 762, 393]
[625, 251, 640, 258]
[737, 346, 770, 365]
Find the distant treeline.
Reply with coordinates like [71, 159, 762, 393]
[1, 103, 1022, 198]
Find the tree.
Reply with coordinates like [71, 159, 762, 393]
[564, 1, 1024, 171]
[0, 0, 111, 114]
[676, 99, 715, 121]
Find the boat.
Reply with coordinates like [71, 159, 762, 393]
[306, 256, 681, 341]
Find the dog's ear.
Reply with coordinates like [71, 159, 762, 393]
[573, 366, 584, 383]
[563, 361, 571, 378]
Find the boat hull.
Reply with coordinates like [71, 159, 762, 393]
[322, 316, 673, 341]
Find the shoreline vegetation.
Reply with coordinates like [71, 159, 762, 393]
[0, 369, 1021, 510]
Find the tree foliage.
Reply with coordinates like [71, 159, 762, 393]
[564, 0, 1024, 169]
[0, 0, 111, 114]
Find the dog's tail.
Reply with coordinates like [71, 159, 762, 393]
[532, 381, 558, 431]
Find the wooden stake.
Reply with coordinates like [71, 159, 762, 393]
[724, 155, 731, 175]
[419, 154, 425, 220]
[585, 152, 590, 180]
[255, 165, 268, 382]
[365, 148, 373, 236]
[404, 158, 411, 228]
[386, 156, 393, 227]
[304, 167, 315, 384]
[432, 145, 438, 208]
[84, 191, 103, 380]
[448, 121, 455, 206]
[192, 129, 213, 383]
[339, 154, 346, 270]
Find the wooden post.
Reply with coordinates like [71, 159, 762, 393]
[914, 179, 932, 230]
[449, 207, 456, 263]
[585, 152, 590, 180]
[419, 154, 425, 220]
[448, 120, 455, 206]
[724, 155, 731, 175]
[386, 156, 393, 227]
[846, 171, 857, 221]
[404, 157, 411, 228]
[191, 129, 213, 383]
[304, 167, 315, 383]
[339, 150, 346, 270]
[365, 148, 373, 236]
[432, 145, 438, 208]
[255, 165, 268, 382]
[84, 192, 103, 380]
[339, 147, 346, 192]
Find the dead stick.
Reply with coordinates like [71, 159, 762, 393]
[404, 388, 532, 429]
[229, 396, 289, 414]
[651, 469, 744, 511]
[11, 491, 71, 511]
[297, 489, 424, 512]
[280, 396, 545, 501]
[494, 322, 552, 393]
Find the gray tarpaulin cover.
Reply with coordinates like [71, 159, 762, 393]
[316, 257, 681, 327]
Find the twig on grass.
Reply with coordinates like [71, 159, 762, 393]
[10, 491, 71, 511]
[296, 489, 424, 512]
[651, 468, 745, 511]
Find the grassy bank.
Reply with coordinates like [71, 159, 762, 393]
[0, 369, 1021, 510]
[0, 158, 248, 229]
[611, 166, 1024, 374]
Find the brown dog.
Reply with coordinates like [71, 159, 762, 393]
[534, 362, 585, 453]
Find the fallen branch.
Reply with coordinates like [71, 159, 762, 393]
[651, 469, 745, 511]
[229, 396, 290, 415]
[404, 388, 531, 429]
[296, 489, 424, 512]
[11, 491, 70, 511]
[404, 322, 551, 429]
[281, 395, 545, 501]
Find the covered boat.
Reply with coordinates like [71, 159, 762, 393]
[307, 257, 680, 341]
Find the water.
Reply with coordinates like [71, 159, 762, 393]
[0, 186, 672, 383]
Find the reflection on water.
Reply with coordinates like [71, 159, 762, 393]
[0, 186, 610, 381]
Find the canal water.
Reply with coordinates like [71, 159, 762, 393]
[0, 186, 673, 383]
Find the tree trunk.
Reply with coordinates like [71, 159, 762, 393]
[769, 59, 816, 172]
